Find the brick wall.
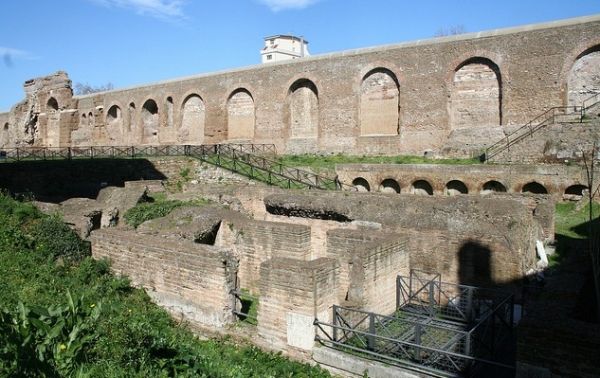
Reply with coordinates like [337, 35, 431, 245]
[257, 257, 339, 355]
[91, 229, 237, 327]
[217, 218, 311, 293]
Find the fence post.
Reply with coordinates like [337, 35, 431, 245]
[16, 148, 19, 161]
[332, 305, 338, 342]
[368, 312, 376, 351]
[414, 324, 422, 362]
[466, 287, 474, 323]
[429, 280, 435, 315]
[68, 147, 72, 160]
[465, 330, 471, 356]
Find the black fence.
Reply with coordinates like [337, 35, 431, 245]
[314, 270, 515, 377]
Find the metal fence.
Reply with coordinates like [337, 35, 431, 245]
[314, 270, 515, 377]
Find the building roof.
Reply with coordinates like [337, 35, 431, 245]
[263, 35, 309, 44]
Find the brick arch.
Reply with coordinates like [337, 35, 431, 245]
[180, 93, 205, 144]
[448, 55, 503, 129]
[141, 98, 159, 144]
[379, 178, 401, 194]
[559, 37, 600, 106]
[47, 97, 59, 112]
[226, 88, 255, 141]
[480, 179, 508, 194]
[359, 67, 400, 136]
[562, 42, 600, 107]
[285, 77, 320, 152]
[411, 179, 433, 196]
[352, 177, 371, 192]
[521, 181, 548, 194]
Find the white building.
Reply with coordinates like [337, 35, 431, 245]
[261, 35, 310, 63]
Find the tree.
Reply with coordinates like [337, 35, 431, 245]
[73, 82, 114, 95]
[434, 25, 466, 37]
[582, 142, 600, 322]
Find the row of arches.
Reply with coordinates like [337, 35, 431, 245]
[351, 177, 588, 197]
[72, 44, 599, 145]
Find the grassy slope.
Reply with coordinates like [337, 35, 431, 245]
[0, 194, 329, 377]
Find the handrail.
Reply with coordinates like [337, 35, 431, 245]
[484, 93, 600, 162]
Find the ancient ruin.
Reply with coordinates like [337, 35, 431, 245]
[1, 13, 600, 378]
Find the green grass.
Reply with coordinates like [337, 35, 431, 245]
[277, 154, 481, 175]
[0, 193, 330, 377]
[551, 201, 600, 268]
[237, 289, 259, 326]
[124, 194, 212, 228]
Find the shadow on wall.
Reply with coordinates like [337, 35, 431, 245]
[0, 159, 167, 202]
[458, 240, 493, 288]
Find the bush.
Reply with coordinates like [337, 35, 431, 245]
[124, 200, 186, 228]
[28, 215, 90, 263]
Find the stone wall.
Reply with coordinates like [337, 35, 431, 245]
[326, 229, 409, 314]
[216, 218, 311, 293]
[3, 16, 600, 157]
[91, 229, 237, 327]
[336, 162, 594, 200]
[265, 191, 547, 290]
[257, 257, 338, 355]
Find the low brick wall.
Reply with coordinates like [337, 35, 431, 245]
[257, 257, 339, 355]
[265, 191, 547, 292]
[327, 229, 409, 314]
[336, 163, 593, 200]
[216, 218, 311, 293]
[91, 229, 237, 327]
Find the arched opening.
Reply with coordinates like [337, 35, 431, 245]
[128, 102, 136, 132]
[522, 182, 548, 194]
[288, 79, 318, 140]
[568, 45, 600, 107]
[47, 97, 59, 112]
[227, 88, 255, 141]
[450, 57, 502, 129]
[411, 180, 433, 196]
[166, 97, 174, 128]
[360, 68, 399, 135]
[88, 112, 94, 127]
[352, 177, 370, 192]
[564, 184, 588, 200]
[4, 122, 9, 130]
[445, 180, 468, 195]
[107, 105, 122, 124]
[81, 114, 87, 125]
[481, 180, 507, 195]
[379, 178, 400, 194]
[180, 94, 205, 144]
[141, 99, 159, 144]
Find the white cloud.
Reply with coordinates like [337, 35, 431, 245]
[258, 0, 320, 12]
[90, 0, 187, 21]
[0, 47, 37, 67]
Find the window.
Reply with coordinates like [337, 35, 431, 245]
[266, 54, 272, 60]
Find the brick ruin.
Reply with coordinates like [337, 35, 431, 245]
[1, 13, 599, 378]
[1, 15, 599, 158]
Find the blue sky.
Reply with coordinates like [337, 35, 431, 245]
[1, 0, 600, 111]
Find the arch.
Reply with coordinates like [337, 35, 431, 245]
[481, 180, 507, 195]
[128, 102, 136, 132]
[379, 178, 400, 194]
[567, 45, 600, 107]
[166, 97, 174, 128]
[47, 97, 59, 112]
[80, 113, 87, 125]
[522, 181, 548, 194]
[564, 184, 588, 197]
[411, 180, 433, 196]
[3, 122, 8, 130]
[360, 68, 400, 136]
[450, 57, 502, 129]
[288, 79, 319, 140]
[180, 94, 205, 144]
[106, 105, 122, 124]
[88, 112, 94, 127]
[445, 180, 468, 195]
[352, 177, 370, 192]
[141, 99, 159, 144]
[227, 88, 255, 141]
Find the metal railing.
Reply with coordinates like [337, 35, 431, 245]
[314, 270, 515, 377]
[0, 143, 348, 191]
[483, 92, 600, 162]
